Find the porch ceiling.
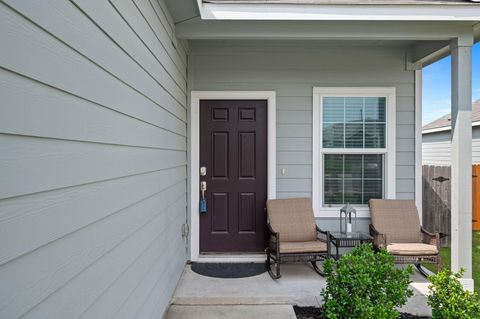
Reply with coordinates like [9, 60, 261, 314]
[204, 0, 476, 4]
[176, 19, 476, 41]
[177, 19, 478, 66]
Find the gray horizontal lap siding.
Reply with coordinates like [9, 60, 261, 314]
[189, 40, 416, 230]
[0, 1, 186, 319]
[422, 127, 480, 166]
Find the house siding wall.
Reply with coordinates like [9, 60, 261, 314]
[422, 127, 480, 166]
[189, 40, 417, 226]
[0, 1, 186, 319]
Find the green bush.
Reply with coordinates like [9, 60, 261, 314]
[320, 244, 413, 319]
[428, 268, 480, 319]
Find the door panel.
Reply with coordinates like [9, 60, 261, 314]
[238, 192, 256, 232]
[211, 192, 229, 232]
[239, 132, 256, 178]
[200, 100, 267, 253]
[212, 132, 229, 179]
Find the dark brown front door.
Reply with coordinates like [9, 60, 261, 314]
[200, 100, 268, 253]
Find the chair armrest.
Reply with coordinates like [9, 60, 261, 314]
[316, 226, 331, 257]
[267, 221, 278, 236]
[315, 225, 329, 242]
[267, 221, 280, 251]
[369, 224, 387, 249]
[421, 227, 440, 250]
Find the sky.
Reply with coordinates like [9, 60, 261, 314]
[422, 43, 480, 126]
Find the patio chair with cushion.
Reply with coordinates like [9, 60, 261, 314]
[369, 199, 441, 277]
[265, 198, 331, 279]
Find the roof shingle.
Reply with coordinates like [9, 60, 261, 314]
[423, 99, 480, 132]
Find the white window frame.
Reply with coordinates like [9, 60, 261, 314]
[312, 87, 396, 218]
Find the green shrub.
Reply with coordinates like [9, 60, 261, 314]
[428, 268, 480, 319]
[320, 244, 413, 319]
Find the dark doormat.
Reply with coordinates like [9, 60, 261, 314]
[191, 262, 266, 278]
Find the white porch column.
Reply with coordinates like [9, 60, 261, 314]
[450, 35, 473, 286]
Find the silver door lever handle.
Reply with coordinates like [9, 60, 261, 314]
[200, 181, 207, 200]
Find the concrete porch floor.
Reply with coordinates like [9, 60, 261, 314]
[166, 263, 432, 318]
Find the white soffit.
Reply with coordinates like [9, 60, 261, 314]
[200, 3, 480, 20]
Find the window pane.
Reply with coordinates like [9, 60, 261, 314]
[365, 97, 386, 122]
[323, 97, 344, 122]
[363, 179, 383, 204]
[324, 154, 343, 177]
[343, 154, 362, 178]
[345, 124, 363, 148]
[324, 179, 343, 205]
[344, 179, 363, 204]
[365, 123, 385, 148]
[323, 123, 344, 148]
[364, 154, 383, 179]
[345, 97, 363, 123]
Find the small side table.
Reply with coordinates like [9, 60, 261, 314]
[329, 232, 373, 259]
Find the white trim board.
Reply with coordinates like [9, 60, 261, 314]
[415, 70, 423, 221]
[200, 3, 480, 21]
[312, 87, 397, 218]
[189, 91, 276, 262]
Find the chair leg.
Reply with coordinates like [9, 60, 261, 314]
[266, 250, 281, 279]
[311, 261, 326, 277]
[415, 264, 430, 278]
[276, 258, 281, 279]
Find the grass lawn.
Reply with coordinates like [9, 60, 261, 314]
[425, 231, 480, 295]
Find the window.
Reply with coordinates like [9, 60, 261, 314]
[313, 88, 396, 216]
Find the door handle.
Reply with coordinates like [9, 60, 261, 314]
[200, 181, 207, 213]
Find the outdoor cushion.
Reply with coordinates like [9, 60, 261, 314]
[267, 198, 317, 242]
[387, 243, 438, 256]
[369, 199, 422, 245]
[279, 240, 327, 254]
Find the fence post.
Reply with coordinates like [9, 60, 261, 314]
[474, 165, 480, 231]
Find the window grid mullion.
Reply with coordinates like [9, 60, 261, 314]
[343, 97, 346, 149]
[361, 155, 365, 204]
[362, 97, 366, 148]
[342, 155, 345, 204]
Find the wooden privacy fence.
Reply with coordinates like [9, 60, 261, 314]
[422, 164, 480, 247]
[474, 165, 480, 231]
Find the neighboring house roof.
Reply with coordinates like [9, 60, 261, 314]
[203, 0, 478, 4]
[422, 99, 480, 133]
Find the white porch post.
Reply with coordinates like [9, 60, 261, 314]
[450, 35, 474, 287]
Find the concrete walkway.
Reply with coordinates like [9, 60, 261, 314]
[166, 305, 297, 319]
[166, 263, 432, 318]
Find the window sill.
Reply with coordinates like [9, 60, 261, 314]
[314, 207, 371, 218]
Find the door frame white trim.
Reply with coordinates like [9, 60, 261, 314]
[189, 91, 276, 262]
